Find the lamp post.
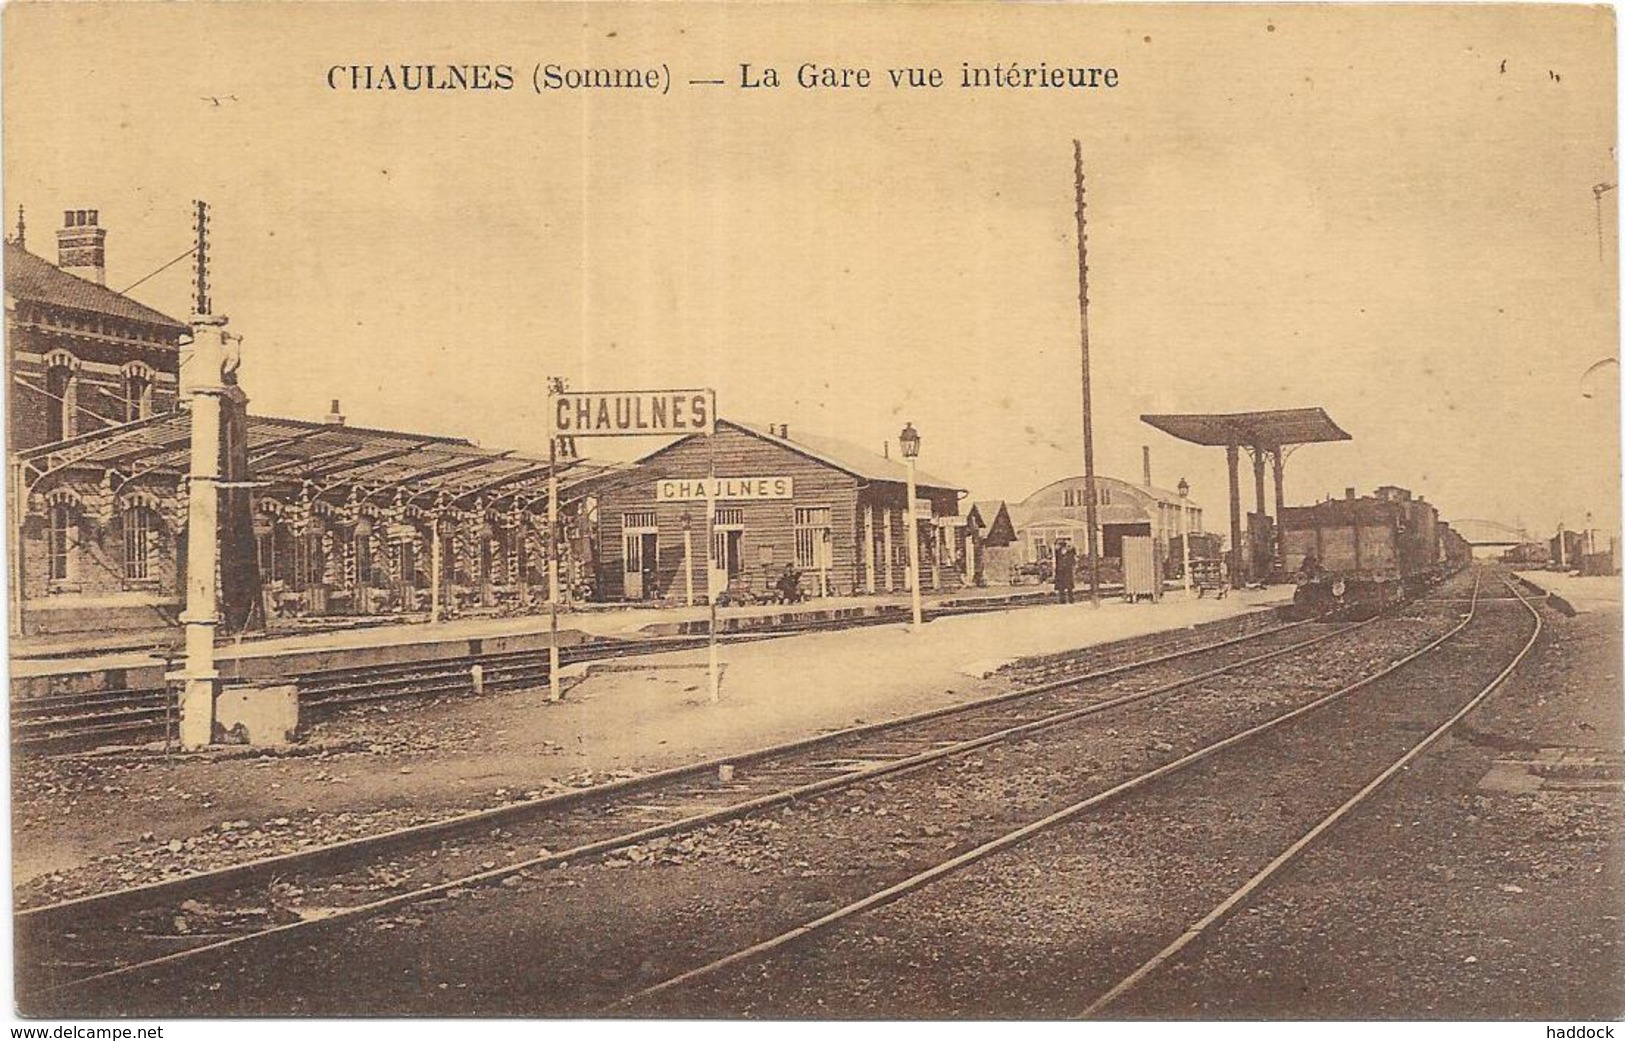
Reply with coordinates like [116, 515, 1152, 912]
[900, 422, 924, 631]
[1178, 477, 1192, 596]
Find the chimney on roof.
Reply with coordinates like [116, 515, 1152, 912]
[57, 209, 107, 285]
[1345, 487, 1356, 500]
[883, 440, 890, 460]
[15, 206, 25, 249]
[1142, 445, 1152, 489]
[326, 399, 346, 426]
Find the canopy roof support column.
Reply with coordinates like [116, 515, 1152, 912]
[1251, 445, 1268, 582]
[1271, 446, 1286, 572]
[1226, 443, 1242, 590]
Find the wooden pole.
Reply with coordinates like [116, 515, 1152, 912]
[707, 424, 719, 703]
[1073, 139, 1102, 606]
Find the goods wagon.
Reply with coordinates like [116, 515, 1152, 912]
[1281, 485, 1445, 614]
[1439, 523, 1473, 570]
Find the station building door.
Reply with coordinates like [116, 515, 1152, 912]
[622, 510, 658, 600]
[710, 508, 744, 597]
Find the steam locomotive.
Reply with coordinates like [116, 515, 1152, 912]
[1281, 485, 1468, 614]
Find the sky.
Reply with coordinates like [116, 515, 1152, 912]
[4, 3, 1618, 538]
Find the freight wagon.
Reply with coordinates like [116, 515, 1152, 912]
[1280, 485, 1446, 614]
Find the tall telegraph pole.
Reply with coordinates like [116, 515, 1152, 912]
[180, 201, 230, 747]
[1073, 139, 1102, 606]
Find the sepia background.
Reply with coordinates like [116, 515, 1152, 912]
[4, 3, 1617, 535]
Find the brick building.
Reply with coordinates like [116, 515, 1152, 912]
[7, 208, 632, 636]
[7, 213, 189, 451]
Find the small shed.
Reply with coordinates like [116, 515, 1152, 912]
[966, 499, 1018, 586]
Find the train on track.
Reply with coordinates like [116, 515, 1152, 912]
[1281, 485, 1471, 615]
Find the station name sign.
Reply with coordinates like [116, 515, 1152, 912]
[657, 477, 794, 501]
[551, 389, 715, 437]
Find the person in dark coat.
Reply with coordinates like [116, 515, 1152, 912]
[1053, 539, 1078, 603]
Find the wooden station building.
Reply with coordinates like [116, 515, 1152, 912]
[596, 420, 966, 602]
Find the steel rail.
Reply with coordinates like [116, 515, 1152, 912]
[20, 611, 1308, 920]
[32, 615, 1359, 994]
[1078, 572, 1540, 1017]
[602, 575, 1487, 1013]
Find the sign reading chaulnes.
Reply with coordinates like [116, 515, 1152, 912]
[550, 389, 716, 437]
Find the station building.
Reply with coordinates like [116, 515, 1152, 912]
[595, 420, 966, 602]
[7, 212, 189, 453]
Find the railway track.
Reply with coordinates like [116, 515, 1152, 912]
[11, 593, 1108, 753]
[603, 570, 1541, 1017]
[20, 596, 1374, 1006]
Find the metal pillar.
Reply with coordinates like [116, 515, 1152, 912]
[429, 512, 442, 622]
[1226, 442, 1243, 590]
[1271, 446, 1286, 572]
[10, 459, 25, 637]
[1252, 445, 1268, 581]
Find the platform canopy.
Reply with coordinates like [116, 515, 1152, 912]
[1139, 407, 1351, 449]
[17, 409, 642, 513]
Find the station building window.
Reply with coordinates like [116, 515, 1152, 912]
[47, 504, 74, 582]
[45, 364, 75, 442]
[123, 370, 153, 422]
[122, 505, 158, 581]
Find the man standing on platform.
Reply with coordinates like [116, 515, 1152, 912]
[1054, 538, 1078, 604]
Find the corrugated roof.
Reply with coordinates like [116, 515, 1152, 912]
[1140, 407, 1351, 448]
[645, 420, 964, 494]
[5, 241, 190, 334]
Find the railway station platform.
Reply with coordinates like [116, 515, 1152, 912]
[14, 585, 1293, 888]
[1513, 570, 1621, 615]
[10, 583, 1061, 696]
